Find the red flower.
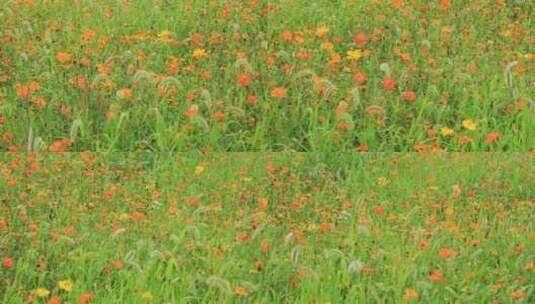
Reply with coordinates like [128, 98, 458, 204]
[353, 32, 368, 46]
[374, 206, 384, 215]
[352, 72, 367, 85]
[247, 94, 257, 106]
[383, 77, 396, 92]
[237, 73, 251, 88]
[2, 257, 14, 269]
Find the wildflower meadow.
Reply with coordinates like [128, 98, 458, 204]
[0, 1, 534, 304]
[1, 153, 534, 303]
[0, 0, 533, 151]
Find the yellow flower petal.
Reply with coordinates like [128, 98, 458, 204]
[34, 288, 50, 298]
[462, 119, 477, 131]
[346, 49, 363, 61]
[58, 279, 73, 292]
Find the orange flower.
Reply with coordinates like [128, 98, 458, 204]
[353, 32, 368, 46]
[458, 135, 472, 146]
[49, 138, 72, 152]
[71, 75, 88, 89]
[237, 73, 251, 88]
[112, 260, 124, 270]
[192, 48, 208, 59]
[97, 64, 111, 75]
[383, 77, 396, 92]
[319, 222, 332, 233]
[438, 247, 456, 259]
[2, 131, 13, 142]
[247, 94, 257, 106]
[187, 198, 199, 207]
[403, 288, 418, 299]
[31, 96, 46, 107]
[510, 289, 526, 300]
[280, 31, 293, 42]
[234, 286, 247, 297]
[258, 198, 268, 208]
[16, 84, 30, 98]
[418, 241, 429, 250]
[79, 292, 94, 304]
[45, 296, 61, 304]
[199, 70, 211, 80]
[56, 52, 71, 64]
[430, 269, 447, 283]
[440, 0, 450, 10]
[352, 72, 366, 84]
[392, 0, 403, 9]
[130, 212, 144, 222]
[403, 90, 416, 102]
[271, 87, 287, 99]
[116, 88, 132, 100]
[236, 232, 250, 242]
[296, 50, 310, 61]
[374, 206, 384, 215]
[260, 240, 269, 254]
[214, 111, 225, 122]
[293, 229, 305, 244]
[184, 104, 199, 118]
[81, 28, 97, 42]
[28, 81, 41, 92]
[485, 132, 500, 144]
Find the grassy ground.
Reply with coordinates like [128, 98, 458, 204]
[0, 1, 533, 151]
[1, 153, 534, 303]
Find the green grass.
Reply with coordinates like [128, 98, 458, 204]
[1, 153, 534, 303]
[0, 0, 533, 151]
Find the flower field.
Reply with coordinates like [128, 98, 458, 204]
[1, 153, 534, 303]
[0, 0, 533, 151]
[0, 1, 534, 303]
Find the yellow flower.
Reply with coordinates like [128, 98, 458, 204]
[34, 288, 50, 298]
[119, 213, 129, 221]
[158, 30, 173, 39]
[194, 165, 205, 176]
[346, 49, 363, 61]
[141, 291, 153, 300]
[192, 48, 208, 59]
[462, 119, 477, 131]
[315, 26, 329, 37]
[58, 279, 73, 292]
[441, 127, 455, 137]
[158, 30, 173, 42]
[376, 176, 389, 186]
